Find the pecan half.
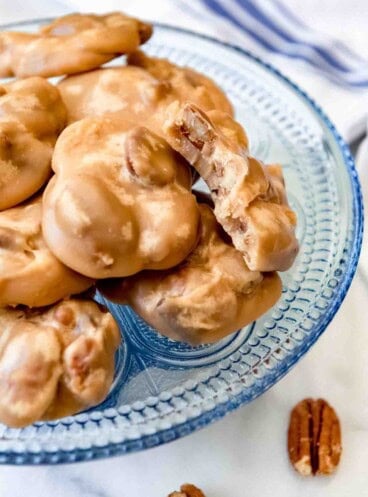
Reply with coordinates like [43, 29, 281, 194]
[288, 398, 342, 476]
[168, 483, 206, 497]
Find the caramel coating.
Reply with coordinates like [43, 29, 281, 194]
[58, 65, 169, 125]
[0, 299, 120, 428]
[0, 12, 152, 78]
[58, 52, 233, 125]
[42, 115, 200, 279]
[128, 51, 233, 116]
[100, 204, 282, 345]
[164, 103, 299, 272]
[0, 196, 93, 307]
[0, 77, 67, 210]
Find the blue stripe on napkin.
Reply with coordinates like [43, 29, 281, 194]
[198, 0, 368, 87]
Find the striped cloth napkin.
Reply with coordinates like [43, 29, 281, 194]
[196, 0, 368, 87]
[175, 0, 368, 142]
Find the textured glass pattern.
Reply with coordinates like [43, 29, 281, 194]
[0, 20, 363, 465]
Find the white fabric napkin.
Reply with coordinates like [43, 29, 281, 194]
[0, 0, 67, 23]
[0, 2, 367, 496]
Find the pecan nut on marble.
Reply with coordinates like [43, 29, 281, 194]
[168, 484, 206, 497]
[288, 398, 342, 476]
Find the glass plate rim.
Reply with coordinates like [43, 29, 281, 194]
[0, 18, 363, 465]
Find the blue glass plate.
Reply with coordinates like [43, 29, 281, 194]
[0, 19, 363, 465]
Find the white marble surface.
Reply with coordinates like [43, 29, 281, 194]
[0, 1, 368, 496]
